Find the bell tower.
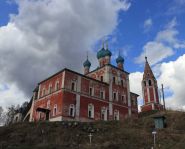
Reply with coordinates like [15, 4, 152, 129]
[141, 57, 163, 112]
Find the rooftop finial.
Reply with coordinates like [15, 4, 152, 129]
[118, 49, 121, 56]
[102, 38, 105, 48]
[145, 56, 147, 62]
[106, 40, 108, 50]
[87, 51, 89, 60]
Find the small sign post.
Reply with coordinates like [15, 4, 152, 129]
[152, 130, 157, 148]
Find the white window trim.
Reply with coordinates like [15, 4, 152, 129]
[113, 91, 118, 101]
[100, 90, 105, 99]
[122, 94, 126, 104]
[114, 110, 120, 120]
[48, 84, 52, 94]
[69, 104, 75, 117]
[53, 104, 57, 116]
[55, 81, 60, 91]
[42, 88, 46, 97]
[71, 81, 76, 91]
[88, 103, 94, 118]
[89, 87, 94, 96]
[113, 76, 116, 84]
[101, 107, 107, 121]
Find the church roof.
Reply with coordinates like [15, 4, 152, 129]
[104, 48, 112, 57]
[97, 47, 106, 59]
[143, 57, 155, 80]
[116, 55, 124, 63]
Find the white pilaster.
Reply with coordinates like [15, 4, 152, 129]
[77, 76, 81, 92]
[104, 65, 110, 83]
[141, 82, 145, 105]
[76, 94, 80, 120]
[147, 86, 150, 103]
[109, 70, 113, 117]
[126, 75, 131, 116]
[75, 76, 81, 120]
[29, 98, 35, 122]
[38, 85, 41, 99]
[153, 87, 156, 103]
[61, 71, 65, 88]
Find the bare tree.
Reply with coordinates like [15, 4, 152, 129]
[0, 106, 6, 126]
[5, 105, 17, 125]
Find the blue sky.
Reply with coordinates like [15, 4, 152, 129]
[0, 0, 185, 110]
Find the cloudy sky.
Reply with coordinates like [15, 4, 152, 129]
[0, 0, 185, 110]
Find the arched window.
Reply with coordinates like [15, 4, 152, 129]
[122, 95, 126, 104]
[149, 80, 152, 86]
[88, 104, 94, 118]
[89, 87, 93, 96]
[100, 76, 103, 82]
[121, 80, 124, 87]
[48, 84, 52, 94]
[69, 104, 75, 117]
[113, 92, 117, 101]
[53, 104, 57, 116]
[42, 88, 46, 96]
[100, 90, 104, 99]
[113, 76, 116, 84]
[101, 107, 107, 121]
[71, 82, 75, 91]
[55, 81, 60, 91]
[114, 110, 119, 120]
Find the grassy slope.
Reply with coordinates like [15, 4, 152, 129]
[0, 110, 185, 149]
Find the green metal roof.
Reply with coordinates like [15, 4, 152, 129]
[116, 55, 124, 63]
[83, 59, 91, 67]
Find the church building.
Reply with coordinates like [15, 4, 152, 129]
[29, 43, 139, 122]
[141, 57, 163, 112]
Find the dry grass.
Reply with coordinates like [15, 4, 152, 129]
[0, 110, 185, 149]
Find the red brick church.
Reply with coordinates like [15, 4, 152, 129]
[29, 43, 139, 122]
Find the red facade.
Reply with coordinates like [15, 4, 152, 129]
[31, 44, 139, 122]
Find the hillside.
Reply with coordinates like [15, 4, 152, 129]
[0, 110, 185, 149]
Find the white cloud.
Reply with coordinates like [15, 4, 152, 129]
[136, 18, 185, 65]
[136, 41, 174, 65]
[167, 0, 185, 15]
[0, 82, 27, 109]
[165, 17, 177, 29]
[143, 18, 153, 32]
[129, 71, 143, 111]
[158, 54, 185, 110]
[0, 0, 131, 108]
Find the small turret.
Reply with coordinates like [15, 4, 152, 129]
[116, 51, 124, 70]
[97, 42, 106, 67]
[83, 53, 91, 75]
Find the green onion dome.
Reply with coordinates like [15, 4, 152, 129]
[116, 55, 124, 63]
[97, 47, 106, 59]
[104, 48, 112, 57]
[83, 59, 91, 67]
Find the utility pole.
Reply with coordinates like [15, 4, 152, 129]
[161, 84, 166, 110]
